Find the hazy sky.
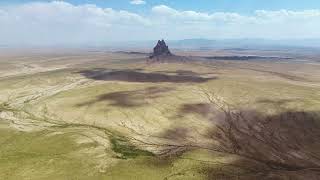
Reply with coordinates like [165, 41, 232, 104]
[1, 0, 320, 45]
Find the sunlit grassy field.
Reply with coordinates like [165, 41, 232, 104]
[1, 49, 320, 179]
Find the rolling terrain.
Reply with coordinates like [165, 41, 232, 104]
[0, 48, 320, 180]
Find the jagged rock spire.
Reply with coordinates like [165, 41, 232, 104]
[150, 39, 172, 59]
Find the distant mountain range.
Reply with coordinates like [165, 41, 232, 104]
[169, 38, 320, 50]
[108, 38, 320, 51]
[2, 39, 320, 50]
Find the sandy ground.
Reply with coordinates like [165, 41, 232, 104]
[0, 48, 320, 180]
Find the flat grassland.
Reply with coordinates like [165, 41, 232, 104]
[0, 48, 320, 180]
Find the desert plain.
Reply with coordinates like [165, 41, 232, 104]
[0, 47, 320, 179]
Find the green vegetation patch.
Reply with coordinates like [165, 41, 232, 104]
[110, 136, 154, 159]
[0, 124, 102, 180]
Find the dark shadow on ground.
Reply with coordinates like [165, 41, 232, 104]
[160, 127, 189, 142]
[154, 70, 217, 76]
[204, 109, 320, 179]
[163, 101, 320, 179]
[144, 127, 191, 168]
[203, 157, 320, 180]
[77, 68, 216, 83]
[256, 98, 301, 108]
[76, 86, 174, 108]
[177, 103, 216, 118]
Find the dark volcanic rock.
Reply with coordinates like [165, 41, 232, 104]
[150, 39, 172, 59]
[148, 39, 190, 63]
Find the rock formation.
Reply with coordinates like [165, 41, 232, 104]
[149, 40, 172, 59]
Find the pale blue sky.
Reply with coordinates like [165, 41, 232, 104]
[3, 0, 320, 13]
[0, 0, 320, 45]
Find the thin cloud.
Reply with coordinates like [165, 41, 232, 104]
[0, 2, 319, 45]
[130, 0, 146, 5]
